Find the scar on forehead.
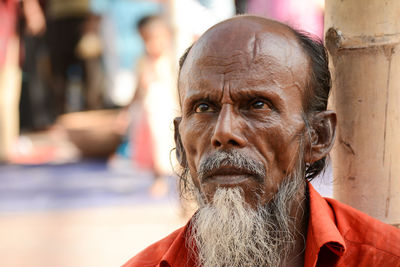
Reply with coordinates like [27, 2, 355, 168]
[251, 34, 258, 62]
[250, 33, 284, 66]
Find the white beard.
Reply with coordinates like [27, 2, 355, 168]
[188, 173, 305, 267]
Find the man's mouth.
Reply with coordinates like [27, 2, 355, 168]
[202, 166, 257, 185]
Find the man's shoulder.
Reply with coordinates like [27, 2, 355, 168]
[122, 225, 187, 267]
[326, 197, 400, 259]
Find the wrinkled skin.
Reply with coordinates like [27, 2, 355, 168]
[175, 16, 335, 209]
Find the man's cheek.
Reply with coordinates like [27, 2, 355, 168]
[180, 125, 197, 158]
[188, 164, 201, 188]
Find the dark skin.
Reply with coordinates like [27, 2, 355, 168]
[174, 16, 336, 266]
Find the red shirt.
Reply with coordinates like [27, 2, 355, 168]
[123, 184, 400, 267]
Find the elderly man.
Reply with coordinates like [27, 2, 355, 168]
[124, 15, 400, 267]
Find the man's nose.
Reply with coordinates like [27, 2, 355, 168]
[211, 104, 247, 149]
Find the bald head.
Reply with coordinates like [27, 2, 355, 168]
[190, 16, 301, 59]
[192, 17, 297, 54]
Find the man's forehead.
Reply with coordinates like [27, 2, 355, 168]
[179, 16, 309, 99]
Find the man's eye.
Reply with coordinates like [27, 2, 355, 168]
[251, 100, 269, 110]
[195, 103, 213, 113]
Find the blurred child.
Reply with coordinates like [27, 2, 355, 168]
[131, 15, 178, 197]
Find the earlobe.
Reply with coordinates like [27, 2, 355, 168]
[174, 117, 187, 167]
[305, 111, 337, 163]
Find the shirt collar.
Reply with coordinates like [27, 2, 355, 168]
[305, 183, 346, 267]
[160, 220, 196, 267]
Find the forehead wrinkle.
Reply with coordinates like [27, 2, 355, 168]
[196, 50, 252, 75]
[244, 76, 301, 92]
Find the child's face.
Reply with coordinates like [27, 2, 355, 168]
[141, 23, 170, 58]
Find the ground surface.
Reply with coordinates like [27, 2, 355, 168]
[0, 160, 185, 267]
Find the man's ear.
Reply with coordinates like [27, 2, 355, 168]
[304, 111, 337, 163]
[174, 117, 187, 167]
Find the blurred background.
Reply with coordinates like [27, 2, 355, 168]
[0, 0, 327, 266]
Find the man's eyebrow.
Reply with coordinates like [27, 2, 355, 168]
[236, 86, 282, 99]
[183, 90, 217, 103]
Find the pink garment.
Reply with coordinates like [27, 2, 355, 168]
[0, 0, 18, 67]
[247, 0, 324, 38]
[133, 112, 154, 170]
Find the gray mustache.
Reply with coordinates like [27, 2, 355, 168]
[198, 150, 266, 182]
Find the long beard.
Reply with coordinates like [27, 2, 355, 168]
[187, 159, 306, 267]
